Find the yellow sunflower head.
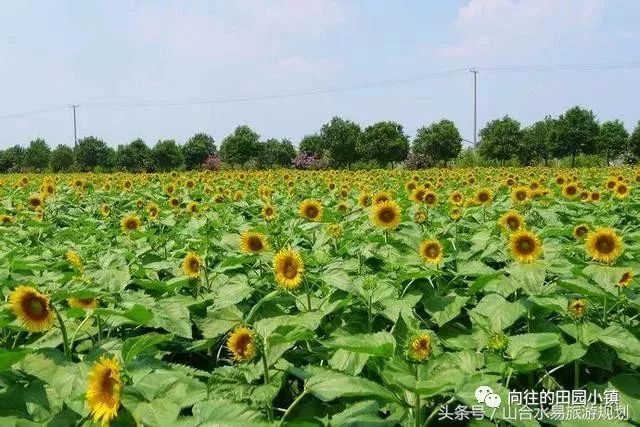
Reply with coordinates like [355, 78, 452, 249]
[226, 326, 257, 362]
[422, 190, 438, 207]
[372, 191, 392, 205]
[65, 250, 83, 271]
[261, 204, 276, 221]
[273, 248, 304, 290]
[449, 191, 464, 205]
[498, 211, 524, 232]
[326, 223, 343, 238]
[511, 186, 530, 204]
[568, 298, 588, 319]
[299, 199, 323, 221]
[182, 252, 203, 279]
[562, 184, 579, 199]
[614, 183, 631, 199]
[100, 204, 111, 217]
[186, 201, 199, 214]
[420, 240, 443, 265]
[450, 207, 462, 221]
[147, 203, 159, 220]
[86, 356, 122, 426]
[410, 188, 426, 204]
[28, 194, 44, 209]
[475, 188, 493, 205]
[1, 214, 13, 224]
[585, 228, 623, 264]
[358, 192, 372, 208]
[69, 297, 98, 310]
[414, 210, 428, 224]
[589, 191, 601, 202]
[619, 271, 633, 288]
[370, 200, 402, 230]
[572, 224, 590, 240]
[120, 214, 141, 233]
[407, 333, 432, 362]
[509, 229, 542, 263]
[9, 285, 55, 332]
[240, 231, 268, 254]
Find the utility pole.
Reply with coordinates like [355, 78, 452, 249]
[70, 104, 78, 148]
[469, 69, 478, 145]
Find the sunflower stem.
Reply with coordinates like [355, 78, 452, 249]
[69, 314, 93, 351]
[367, 294, 373, 334]
[414, 364, 421, 427]
[281, 390, 308, 425]
[261, 351, 274, 421]
[52, 305, 71, 360]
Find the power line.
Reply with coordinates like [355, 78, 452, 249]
[0, 105, 67, 120]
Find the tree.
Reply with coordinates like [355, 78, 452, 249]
[630, 121, 640, 161]
[519, 116, 554, 166]
[220, 125, 260, 166]
[0, 145, 25, 172]
[258, 138, 296, 168]
[412, 119, 462, 166]
[478, 116, 521, 165]
[182, 133, 216, 169]
[598, 120, 629, 165]
[151, 140, 184, 171]
[50, 145, 75, 172]
[550, 106, 599, 167]
[75, 136, 110, 171]
[356, 121, 409, 166]
[116, 139, 151, 172]
[320, 117, 361, 168]
[24, 138, 51, 171]
[298, 134, 325, 156]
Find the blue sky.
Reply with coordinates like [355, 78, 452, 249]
[0, 0, 639, 149]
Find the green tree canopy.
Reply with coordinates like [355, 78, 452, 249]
[75, 136, 110, 171]
[116, 139, 152, 172]
[519, 116, 554, 166]
[598, 120, 629, 164]
[220, 125, 260, 166]
[320, 117, 361, 168]
[357, 121, 409, 166]
[0, 145, 25, 173]
[24, 138, 51, 171]
[478, 116, 522, 165]
[550, 106, 599, 166]
[151, 140, 184, 171]
[412, 119, 462, 166]
[183, 133, 217, 169]
[630, 121, 640, 161]
[50, 145, 75, 172]
[298, 134, 325, 156]
[258, 138, 296, 168]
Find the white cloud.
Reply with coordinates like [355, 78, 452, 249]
[439, 0, 604, 59]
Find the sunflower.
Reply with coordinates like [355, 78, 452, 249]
[509, 230, 542, 263]
[589, 191, 601, 202]
[407, 333, 432, 362]
[372, 191, 392, 205]
[498, 211, 524, 232]
[619, 271, 633, 288]
[358, 192, 372, 208]
[100, 204, 110, 217]
[562, 184, 579, 199]
[450, 207, 462, 221]
[136, 198, 144, 209]
[326, 223, 342, 238]
[240, 231, 268, 254]
[28, 194, 43, 209]
[572, 224, 589, 240]
[511, 186, 530, 204]
[66, 250, 83, 271]
[86, 356, 122, 426]
[299, 199, 323, 221]
[273, 248, 304, 290]
[169, 197, 180, 209]
[605, 178, 617, 190]
[147, 203, 159, 220]
[414, 210, 428, 224]
[420, 240, 443, 265]
[0, 214, 12, 224]
[422, 190, 438, 207]
[69, 297, 98, 310]
[614, 183, 630, 199]
[410, 188, 426, 204]
[568, 298, 587, 319]
[585, 228, 623, 263]
[226, 326, 257, 362]
[186, 201, 199, 214]
[336, 201, 349, 214]
[370, 200, 401, 230]
[449, 191, 463, 205]
[182, 252, 203, 278]
[9, 285, 55, 332]
[261, 204, 276, 221]
[475, 188, 493, 205]
[120, 214, 141, 233]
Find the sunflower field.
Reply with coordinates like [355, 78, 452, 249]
[1, 168, 640, 426]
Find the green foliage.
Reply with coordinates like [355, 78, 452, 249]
[49, 144, 75, 172]
[413, 119, 462, 166]
[519, 116, 554, 166]
[151, 140, 184, 171]
[75, 136, 110, 171]
[116, 139, 152, 172]
[24, 138, 51, 171]
[478, 116, 521, 164]
[0, 145, 25, 172]
[220, 125, 260, 166]
[182, 133, 216, 170]
[320, 117, 361, 167]
[550, 106, 600, 166]
[257, 138, 296, 168]
[598, 120, 629, 164]
[356, 121, 409, 166]
[630, 121, 640, 161]
[299, 134, 325, 156]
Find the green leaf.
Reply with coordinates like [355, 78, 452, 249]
[0, 348, 31, 372]
[470, 294, 527, 331]
[423, 293, 469, 326]
[507, 333, 561, 358]
[598, 324, 640, 366]
[192, 399, 268, 425]
[122, 333, 172, 365]
[324, 332, 396, 357]
[195, 305, 243, 339]
[306, 369, 400, 403]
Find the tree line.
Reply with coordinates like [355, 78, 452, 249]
[1, 106, 639, 172]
